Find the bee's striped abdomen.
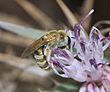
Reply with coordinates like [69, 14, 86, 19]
[34, 47, 50, 70]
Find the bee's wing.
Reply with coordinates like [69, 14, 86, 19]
[22, 31, 60, 57]
[22, 38, 45, 57]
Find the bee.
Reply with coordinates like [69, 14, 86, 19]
[22, 30, 71, 70]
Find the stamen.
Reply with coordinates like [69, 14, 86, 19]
[81, 9, 94, 25]
[89, 58, 97, 68]
[52, 60, 63, 69]
[80, 41, 85, 53]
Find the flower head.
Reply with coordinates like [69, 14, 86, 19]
[46, 9, 110, 92]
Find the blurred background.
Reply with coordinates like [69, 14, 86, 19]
[0, 0, 110, 92]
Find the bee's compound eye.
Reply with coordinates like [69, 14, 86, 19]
[58, 30, 67, 40]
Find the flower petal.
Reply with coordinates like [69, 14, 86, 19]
[63, 59, 87, 82]
[100, 86, 106, 92]
[102, 65, 110, 92]
[79, 85, 87, 92]
[79, 83, 100, 92]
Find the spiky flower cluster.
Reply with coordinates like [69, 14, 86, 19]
[46, 10, 110, 92]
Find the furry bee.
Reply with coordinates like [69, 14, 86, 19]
[22, 30, 71, 70]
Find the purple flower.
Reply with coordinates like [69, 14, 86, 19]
[46, 9, 110, 92]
